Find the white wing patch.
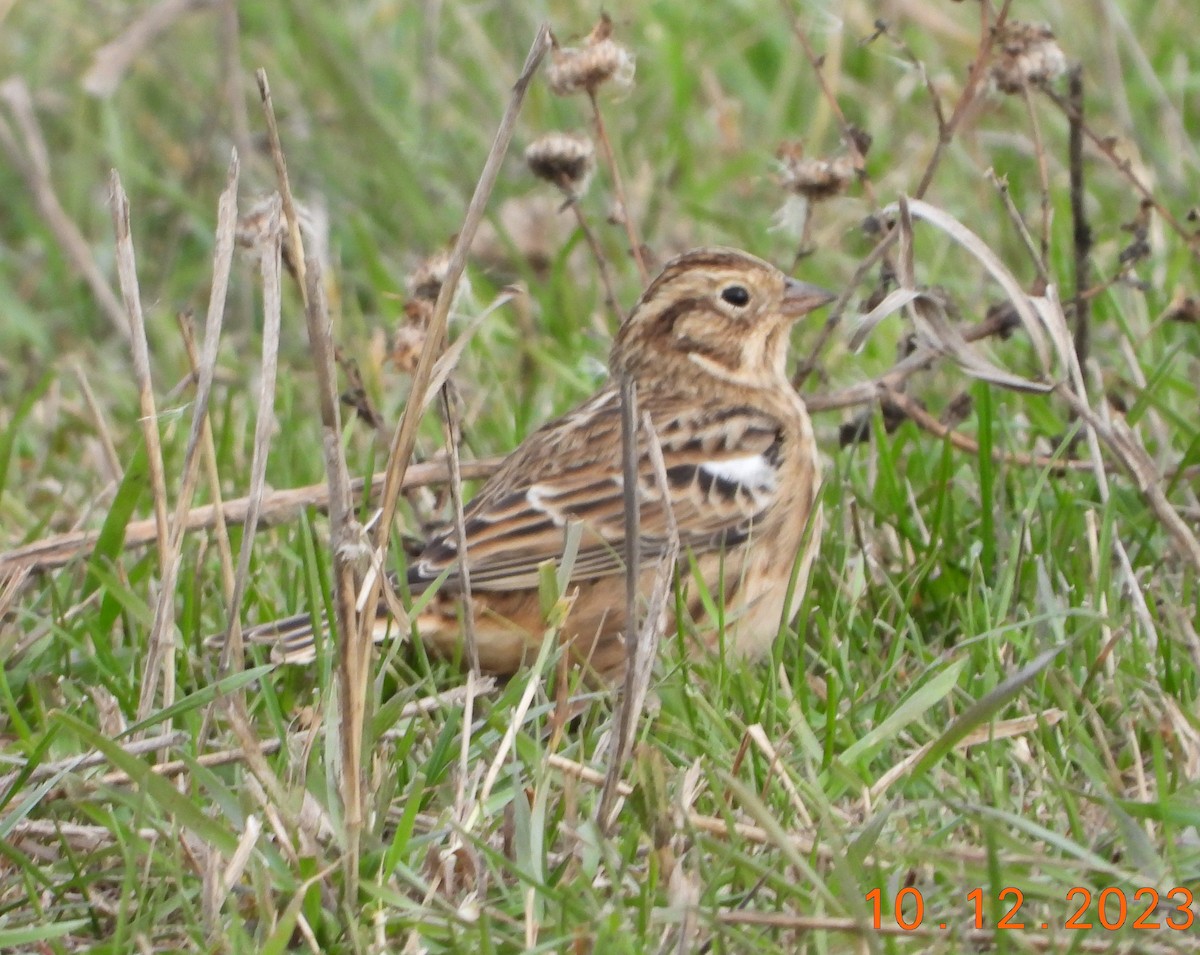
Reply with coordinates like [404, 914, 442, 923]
[700, 454, 776, 490]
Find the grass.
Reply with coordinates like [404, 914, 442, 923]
[2, 0, 1200, 951]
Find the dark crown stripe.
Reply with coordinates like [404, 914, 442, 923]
[639, 249, 762, 306]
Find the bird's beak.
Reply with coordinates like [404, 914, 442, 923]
[781, 277, 836, 318]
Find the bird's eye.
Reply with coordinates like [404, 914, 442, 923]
[720, 285, 750, 307]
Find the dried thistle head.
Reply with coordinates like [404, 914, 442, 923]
[406, 249, 453, 302]
[990, 22, 1067, 94]
[391, 321, 427, 373]
[547, 14, 635, 96]
[236, 194, 330, 282]
[525, 132, 596, 197]
[392, 248, 468, 373]
[776, 142, 856, 202]
[471, 194, 580, 276]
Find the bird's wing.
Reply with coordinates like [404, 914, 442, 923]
[408, 387, 787, 592]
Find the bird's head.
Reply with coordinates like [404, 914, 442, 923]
[611, 247, 833, 389]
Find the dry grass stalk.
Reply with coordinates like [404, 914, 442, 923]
[745, 724, 814, 828]
[464, 626, 562, 834]
[312, 264, 370, 874]
[176, 314, 236, 602]
[986, 169, 1050, 284]
[219, 193, 282, 673]
[1042, 82, 1197, 252]
[545, 15, 645, 279]
[71, 362, 124, 483]
[330, 24, 552, 891]
[599, 372, 641, 830]
[869, 709, 1066, 801]
[0, 729, 188, 794]
[878, 388, 1096, 473]
[0, 78, 129, 340]
[858, 195, 1200, 580]
[774, 6, 875, 210]
[255, 71, 309, 306]
[1066, 66, 1092, 368]
[163, 154, 239, 659]
[601, 409, 679, 829]
[0, 457, 503, 577]
[439, 385, 480, 674]
[110, 172, 176, 727]
[82, 0, 221, 96]
[370, 22, 551, 581]
[256, 65, 369, 892]
[588, 87, 648, 284]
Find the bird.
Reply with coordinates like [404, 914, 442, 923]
[249, 247, 834, 681]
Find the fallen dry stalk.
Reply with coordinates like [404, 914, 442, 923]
[0, 457, 503, 577]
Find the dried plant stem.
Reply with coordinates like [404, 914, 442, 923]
[1020, 84, 1053, 263]
[219, 0, 252, 163]
[367, 25, 551, 658]
[71, 363, 123, 484]
[0, 730, 188, 794]
[311, 269, 368, 880]
[1056, 384, 1200, 575]
[587, 89, 648, 283]
[81, 0, 220, 96]
[257, 66, 367, 892]
[986, 169, 1049, 284]
[793, 227, 898, 389]
[439, 384, 479, 673]
[1066, 67, 1092, 368]
[914, 0, 1014, 199]
[219, 201, 282, 681]
[0, 79, 129, 341]
[1042, 83, 1196, 252]
[110, 173, 175, 727]
[176, 314, 236, 602]
[806, 307, 1022, 413]
[564, 195, 625, 322]
[164, 153, 239, 650]
[880, 388, 1095, 472]
[0, 457, 502, 577]
[600, 372, 641, 830]
[605, 412, 678, 831]
[794, 1, 1014, 389]
[777, 4, 877, 208]
[256, 72, 309, 306]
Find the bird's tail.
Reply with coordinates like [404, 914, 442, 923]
[237, 610, 396, 665]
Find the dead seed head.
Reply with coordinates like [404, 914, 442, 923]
[990, 22, 1067, 94]
[391, 322, 428, 372]
[547, 15, 635, 96]
[235, 194, 285, 250]
[525, 132, 596, 196]
[406, 249, 454, 302]
[776, 142, 856, 201]
[235, 194, 329, 282]
[394, 248, 469, 370]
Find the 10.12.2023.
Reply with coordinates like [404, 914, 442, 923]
[865, 886, 1195, 932]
